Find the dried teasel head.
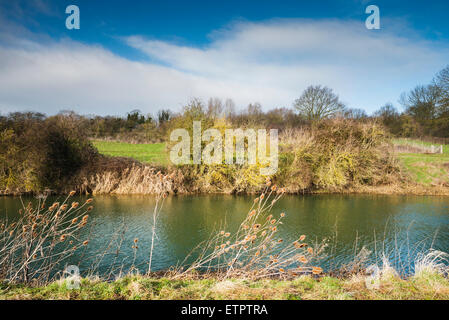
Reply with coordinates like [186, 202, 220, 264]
[312, 267, 323, 275]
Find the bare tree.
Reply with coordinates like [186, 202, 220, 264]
[293, 85, 345, 121]
[434, 65, 449, 113]
[224, 98, 236, 119]
[399, 84, 440, 121]
[207, 97, 224, 119]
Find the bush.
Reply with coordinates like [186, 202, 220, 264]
[0, 112, 98, 194]
[275, 119, 401, 192]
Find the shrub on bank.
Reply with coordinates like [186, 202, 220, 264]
[0, 112, 97, 194]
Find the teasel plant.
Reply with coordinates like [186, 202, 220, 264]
[173, 177, 327, 280]
[147, 171, 169, 274]
[0, 191, 93, 284]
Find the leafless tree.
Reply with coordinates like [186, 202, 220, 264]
[293, 85, 345, 121]
[434, 65, 449, 113]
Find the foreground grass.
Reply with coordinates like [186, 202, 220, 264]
[2, 273, 449, 300]
[92, 140, 168, 165]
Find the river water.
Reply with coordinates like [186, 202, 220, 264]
[1, 194, 448, 276]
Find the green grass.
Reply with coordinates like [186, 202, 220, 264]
[393, 139, 449, 185]
[397, 153, 449, 184]
[92, 140, 168, 165]
[2, 274, 449, 300]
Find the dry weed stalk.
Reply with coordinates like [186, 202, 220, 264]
[148, 171, 169, 274]
[174, 178, 326, 280]
[0, 192, 93, 284]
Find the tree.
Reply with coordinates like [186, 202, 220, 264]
[374, 103, 401, 135]
[224, 98, 236, 119]
[207, 97, 224, 119]
[157, 109, 172, 125]
[434, 65, 449, 114]
[399, 85, 440, 122]
[293, 85, 345, 121]
[344, 108, 368, 120]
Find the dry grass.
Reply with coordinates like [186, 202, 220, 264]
[173, 178, 326, 280]
[0, 192, 93, 284]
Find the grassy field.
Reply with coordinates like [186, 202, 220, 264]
[91, 138, 449, 187]
[92, 140, 168, 165]
[393, 139, 449, 185]
[2, 273, 449, 300]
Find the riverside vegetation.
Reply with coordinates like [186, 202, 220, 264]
[1, 181, 449, 300]
[3, 65, 448, 195]
[0, 112, 430, 196]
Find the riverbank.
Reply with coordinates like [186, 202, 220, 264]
[2, 272, 449, 300]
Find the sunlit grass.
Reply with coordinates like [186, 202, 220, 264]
[92, 140, 168, 165]
[2, 273, 449, 300]
[393, 139, 449, 185]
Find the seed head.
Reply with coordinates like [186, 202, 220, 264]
[312, 267, 323, 275]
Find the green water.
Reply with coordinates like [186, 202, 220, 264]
[1, 194, 449, 276]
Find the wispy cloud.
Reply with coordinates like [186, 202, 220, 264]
[0, 18, 448, 115]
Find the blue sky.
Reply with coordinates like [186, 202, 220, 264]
[0, 0, 448, 116]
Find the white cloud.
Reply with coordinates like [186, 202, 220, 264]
[0, 18, 448, 115]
